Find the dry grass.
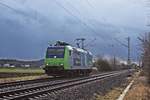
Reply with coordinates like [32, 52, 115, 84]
[95, 71, 145, 100]
[0, 68, 45, 78]
[0, 67, 44, 73]
[124, 75, 150, 100]
[95, 87, 124, 100]
[0, 75, 48, 83]
[139, 70, 146, 76]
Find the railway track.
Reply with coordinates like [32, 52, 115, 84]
[0, 71, 119, 92]
[0, 71, 118, 91]
[0, 70, 131, 100]
[0, 76, 67, 93]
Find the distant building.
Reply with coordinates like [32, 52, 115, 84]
[3, 64, 10, 67]
[24, 64, 30, 68]
[10, 65, 15, 68]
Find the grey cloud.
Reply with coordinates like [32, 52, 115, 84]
[0, 0, 147, 60]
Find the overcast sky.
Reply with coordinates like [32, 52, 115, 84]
[0, 0, 148, 60]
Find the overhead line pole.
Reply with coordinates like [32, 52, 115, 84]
[76, 38, 86, 49]
[127, 37, 131, 65]
[115, 37, 131, 66]
[109, 44, 116, 68]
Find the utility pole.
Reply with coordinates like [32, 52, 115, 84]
[115, 37, 131, 66]
[75, 38, 86, 49]
[110, 44, 116, 68]
[127, 37, 131, 65]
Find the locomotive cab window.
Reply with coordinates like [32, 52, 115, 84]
[46, 47, 65, 58]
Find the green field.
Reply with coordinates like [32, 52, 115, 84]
[0, 67, 44, 73]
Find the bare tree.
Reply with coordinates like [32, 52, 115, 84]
[139, 32, 150, 84]
[94, 57, 112, 72]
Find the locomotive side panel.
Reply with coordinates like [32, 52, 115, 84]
[71, 48, 92, 70]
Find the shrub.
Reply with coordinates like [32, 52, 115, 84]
[94, 58, 112, 72]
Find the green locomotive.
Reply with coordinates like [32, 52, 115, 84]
[44, 41, 93, 76]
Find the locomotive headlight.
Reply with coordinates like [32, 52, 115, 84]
[60, 63, 63, 66]
[46, 63, 49, 66]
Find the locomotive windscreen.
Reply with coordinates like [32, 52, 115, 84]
[46, 47, 65, 58]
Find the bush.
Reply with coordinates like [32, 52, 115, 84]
[94, 58, 112, 72]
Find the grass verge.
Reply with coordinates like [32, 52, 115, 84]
[0, 67, 44, 73]
[94, 71, 137, 100]
[0, 75, 48, 83]
[124, 72, 150, 100]
[0, 67, 45, 78]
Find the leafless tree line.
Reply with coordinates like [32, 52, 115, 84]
[139, 32, 150, 84]
[94, 57, 131, 72]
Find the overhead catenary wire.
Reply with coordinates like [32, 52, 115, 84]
[85, 0, 95, 8]
[84, 0, 132, 44]
[1, 0, 115, 44]
[53, 0, 108, 40]
[0, 1, 19, 12]
[86, 0, 133, 61]
[0, 0, 40, 21]
[63, 0, 116, 49]
[64, 0, 100, 46]
[1, 0, 132, 58]
[114, 38, 128, 47]
[83, 0, 121, 42]
[84, 38, 97, 47]
[54, 0, 127, 53]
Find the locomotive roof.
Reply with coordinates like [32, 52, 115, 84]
[66, 45, 92, 55]
[48, 45, 92, 55]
